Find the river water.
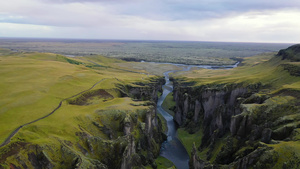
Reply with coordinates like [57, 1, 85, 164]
[157, 62, 239, 169]
[158, 69, 190, 169]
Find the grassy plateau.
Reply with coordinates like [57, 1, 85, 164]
[170, 45, 300, 168]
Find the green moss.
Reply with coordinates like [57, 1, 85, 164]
[177, 128, 203, 157]
[157, 113, 168, 133]
[198, 147, 210, 160]
[155, 156, 176, 169]
[209, 138, 227, 163]
[282, 63, 300, 76]
[269, 141, 300, 169]
[157, 91, 162, 98]
[161, 92, 176, 116]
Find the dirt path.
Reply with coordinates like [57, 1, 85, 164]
[0, 78, 107, 148]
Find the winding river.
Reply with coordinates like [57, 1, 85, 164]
[158, 69, 190, 169]
[157, 62, 239, 169]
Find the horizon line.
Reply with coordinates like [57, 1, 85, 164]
[0, 36, 296, 45]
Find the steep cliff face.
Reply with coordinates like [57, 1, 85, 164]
[119, 77, 165, 103]
[173, 78, 300, 169]
[0, 77, 166, 169]
[173, 82, 256, 146]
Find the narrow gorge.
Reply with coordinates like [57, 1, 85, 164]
[157, 62, 239, 169]
[158, 70, 190, 169]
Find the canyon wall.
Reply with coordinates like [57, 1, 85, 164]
[173, 80, 300, 169]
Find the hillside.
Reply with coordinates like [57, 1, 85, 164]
[166, 45, 300, 168]
[278, 44, 300, 61]
[0, 50, 172, 168]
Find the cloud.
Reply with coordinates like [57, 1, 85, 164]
[104, 0, 300, 20]
[0, 23, 53, 38]
[1, 0, 299, 26]
[0, 0, 299, 43]
[0, 1, 115, 27]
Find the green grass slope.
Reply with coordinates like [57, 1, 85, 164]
[0, 51, 153, 143]
[0, 49, 168, 168]
[174, 52, 300, 93]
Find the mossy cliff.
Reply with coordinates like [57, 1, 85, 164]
[170, 45, 300, 169]
[0, 51, 166, 169]
[118, 78, 165, 103]
[173, 82, 258, 146]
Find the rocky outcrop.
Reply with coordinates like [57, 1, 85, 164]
[277, 44, 300, 61]
[230, 113, 253, 138]
[281, 63, 300, 76]
[233, 146, 278, 169]
[123, 114, 132, 136]
[277, 44, 300, 76]
[121, 135, 137, 169]
[118, 77, 165, 102]
[190, 143, 204, 169]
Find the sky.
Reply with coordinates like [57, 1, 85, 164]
[0, 0, 299, 43]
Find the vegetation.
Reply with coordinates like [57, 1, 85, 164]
[177, 128, 203, 157]
[0, 51, 149, 142]
[161, 92, 176, 116]
[154, 156, 176, 169]
[278, 44, 300, 61]
[173, 52, 300, 92]
[0, 49, 167, 168]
